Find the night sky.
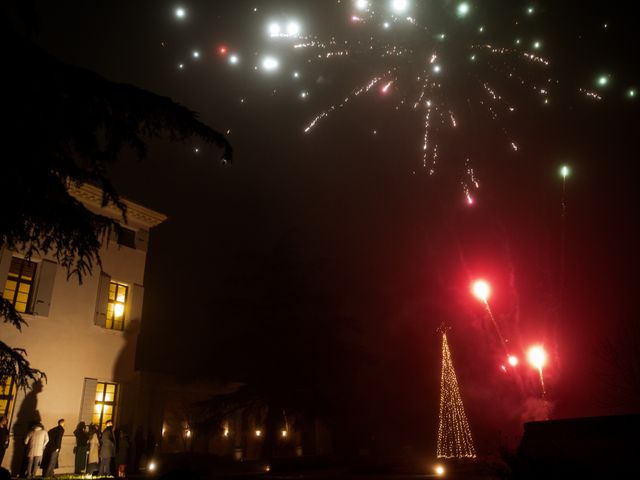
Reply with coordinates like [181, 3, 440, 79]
[26, 0, 640, 455]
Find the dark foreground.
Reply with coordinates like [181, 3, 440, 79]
[142, 456, 507, 480]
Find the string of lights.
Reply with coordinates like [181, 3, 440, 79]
[437, 332, 477, 459]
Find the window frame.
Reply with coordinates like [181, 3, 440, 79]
[93, 381, 118, 430]
[106, 281, 128, 331]
[0, 376, 16, 419]
[2, 256, 37, 313]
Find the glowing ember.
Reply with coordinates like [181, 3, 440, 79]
[457, 3, 470, 18]
[527, 345, 546, 370]
[391, 0, 409, 14]
[261, 56, 279, 72]
[471, 279, 490, 303]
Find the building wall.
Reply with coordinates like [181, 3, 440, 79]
[514, 414, 640, 477]
[0, 186, 165, 475]
[155, 382, 332, 462]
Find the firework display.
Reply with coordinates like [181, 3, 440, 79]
[158, 0, 637, 449]
[166, 1, 632, 205]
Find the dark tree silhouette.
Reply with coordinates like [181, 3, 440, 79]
[0, 25, 231, 389]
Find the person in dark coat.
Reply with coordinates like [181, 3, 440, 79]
[133, 426, 145, 473]
[0, 416, 9, 467]
[73, 422, 89, 473]
[116, 429, 130, 478]
[43, 419, 64, 477]
[99, 420, 116, 476]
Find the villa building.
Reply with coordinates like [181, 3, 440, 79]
[0, 184, 166, 474]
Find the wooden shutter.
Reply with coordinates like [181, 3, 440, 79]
[129, 284, 144, 325]
[79, 378, 98, 424]
[94, 272, 111, 327]
[33, 260, 57, 316]
[0, 248, 12, 293]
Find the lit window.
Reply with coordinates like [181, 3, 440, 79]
[93, 382, 118, 429]
[2, 257, 36, 313]
[0, 377, 16, 417]
[106, 282, 128, 330]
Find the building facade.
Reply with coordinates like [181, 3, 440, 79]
[0, 184, 166, 474]
[153, 379, 333, 463]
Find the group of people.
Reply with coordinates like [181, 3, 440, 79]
[0, 415, 130, 478]
[73, 419, 130, 477]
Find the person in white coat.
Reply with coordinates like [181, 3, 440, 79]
[87, 424, 100, 475]
[24, 424, 48, 478]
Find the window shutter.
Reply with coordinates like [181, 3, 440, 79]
[134, 229, 149, 252]
[33, 260, 57, 316]
[79, 378, 98, 424]
[0, 248, 12, 293]
[94, 272, 111, 327]
[129, 284, 144, 325]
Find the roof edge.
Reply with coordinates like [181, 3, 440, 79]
[69, 183, 168, 228]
